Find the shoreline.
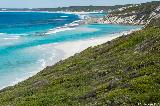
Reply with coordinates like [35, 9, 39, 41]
[0, 11, 142, 90]
[0, 28, 141, 90]
[0, 11, 100, 90]
[53, 28, 141, 60]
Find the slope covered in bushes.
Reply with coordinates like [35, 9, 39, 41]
[0, 18, 160, 105]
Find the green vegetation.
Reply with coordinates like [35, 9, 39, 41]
[110, 1, 160, 21]
[0, 17, 160, 105]
[112, 1, 160, 14]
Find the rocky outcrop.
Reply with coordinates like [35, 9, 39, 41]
[98, 4, 160, 25]
[99, 14, 146, 25]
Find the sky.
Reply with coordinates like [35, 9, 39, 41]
[0, 0, 158, 8]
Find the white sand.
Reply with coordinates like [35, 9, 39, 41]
[54, 28, 140, 60]
[0, 28, 141, 90]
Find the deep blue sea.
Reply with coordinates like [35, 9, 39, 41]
[0, 12, 141, 89]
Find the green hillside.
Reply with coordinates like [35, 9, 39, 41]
[112, 1, 160, 14]
[0, 16, 160, 105]
[108, 1, 160, 23]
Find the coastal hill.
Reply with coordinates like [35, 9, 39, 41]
[100, 1, 160, 25]
[0, 2, 160, 106]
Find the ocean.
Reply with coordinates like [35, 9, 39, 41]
[0, 12, 140, 89]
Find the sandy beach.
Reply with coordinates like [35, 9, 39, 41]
[0, 26, 141, 90]
[0, 11, 142, 90]
[53, 28, 141, 60]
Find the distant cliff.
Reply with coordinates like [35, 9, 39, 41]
[99, 1, 160, 25]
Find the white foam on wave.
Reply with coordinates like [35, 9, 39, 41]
[0, 32, 28, 36]
[3, 38, 19, 40]
[49, 52, 56, 62]
[0, 33, 6, 35]
[10, 33, 29, 36]
[37, 59, 46, 69]
[60, 16, 69, 18]
[43, 11, 88, 35]
[45, 19, 82, 35]
[34, 44, 60, 70]
[0, 32, 28, 41]
[46, 27, 75, 35]
[0, 32, 29, 40]
[3, 36, 20, 40]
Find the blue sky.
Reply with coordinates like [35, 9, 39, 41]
[0, 0, 158, 8]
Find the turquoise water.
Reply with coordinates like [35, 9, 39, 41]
[0, 12, 141, 89]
